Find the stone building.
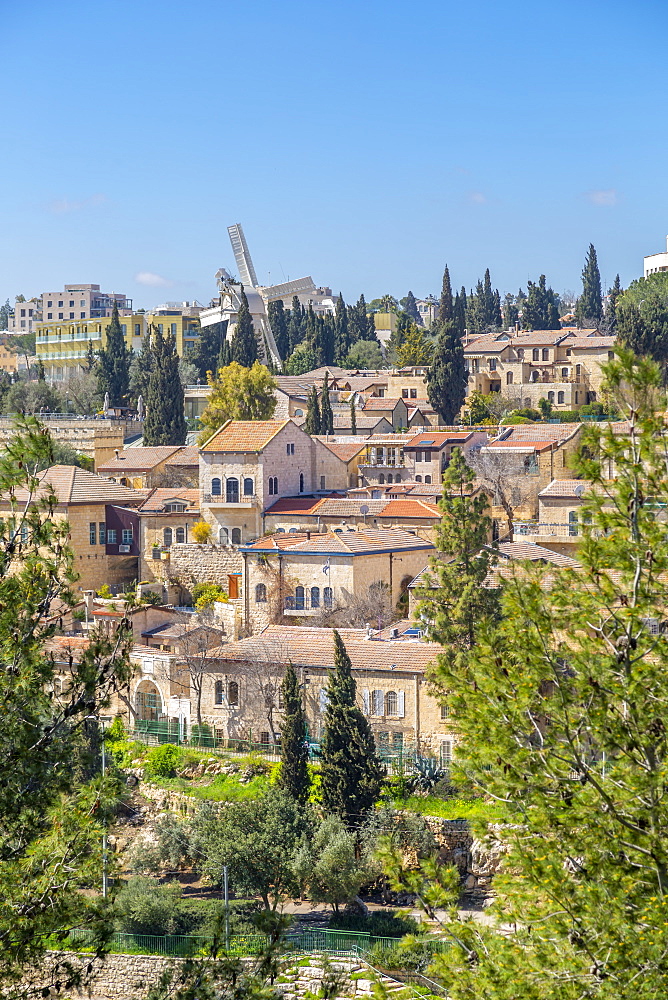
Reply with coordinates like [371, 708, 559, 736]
[136, 488, 201, 586]
[263, 495, 441, 542]
[97, 446, 190, 488]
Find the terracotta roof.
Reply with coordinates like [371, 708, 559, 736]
[463, 337, 513, 353]
[200, 419, 291, 453]
[265, 496, 328, 516]
[494, 541, 579, 567]
[131, 643, 171, 657]
[566, 337, 616, 349]
[509, 331, 571, 346]
[380, 499, 441, 518]
[332, 413, 387, 428]
[45, 635, 91, 656]
[136, 488, 200, 512]
[306, 498, 388, 517]
[241, 528, 434, 556]
[314, 439, 368, 462]
[538, 479, 591, 498]
[2, 465, 145, 506]
[487, 439, 556, 453]
[97, 447, 182, 473]
[404, 431, 474, 449]
[495, 424, 580, 442]
[206, 624, 438, 673]
[362, 397, 403, 411]
[164, 446, 200, 467]
[332, 377, 387, 391]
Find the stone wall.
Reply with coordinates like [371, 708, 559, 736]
[168, 542, 243, 592]
[26, 952, 393, 1000]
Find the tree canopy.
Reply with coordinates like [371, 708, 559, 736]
[96, 303, 131, 406]
[143, 326, 187, 446]
[198, 362, 277, 443]
[426, 321, 467, 423]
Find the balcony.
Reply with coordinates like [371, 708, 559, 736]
[514, 521, 587, 538]
[202, 493, 257, 505]
[284, 594, 333, 614]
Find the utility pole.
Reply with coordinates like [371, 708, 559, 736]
[223, 865, 230, 950]
[102, 727, 108, 898]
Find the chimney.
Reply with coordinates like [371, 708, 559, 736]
[306, 531, 311, 540]
[391, 627, 399, 639]
[114, 449, 120, 459]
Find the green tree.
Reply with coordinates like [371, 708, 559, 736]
[617, 272, 668, 367]
[426, 322, 467, 423]
[397, 324, 434, 366]
[190, 321, 227, 380]
[268, 300, 289, 361]
[284, 341, 317, 375]
[344, 339, 384, 369]
[288, 295, 306, 352]
[293, 814, 371, 912]
[0, 417, 132, 993]
[415, 351, 668, 998]
[320, 373, 334, 435]
[604, 273, 622, 333]
[350, 397, 357, 434]
[334, 293, 350, 361]
[403, 290, 421, 325]
[304, 384, 321, 435]
[319, 631, 384, 827]
[439, 266, 453, 323]
[522, 275, 561, 330]
[347, 294, 375, 344]
[143, 326, 187, 446]
[84, 338, 98, 374]
[278, 662, 310, 806]
[231, 289, 258, 367]
[195, 792, 310, 910]
[198, 362, 277, 443]
[129, 330, 155, 404]
[575, 242, 603, 327]
[96, 302, 131, 406]
[0, 299, 11, 331]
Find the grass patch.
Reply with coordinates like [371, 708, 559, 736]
[392, 795, 507, 822]
[150, 772, 270, 802]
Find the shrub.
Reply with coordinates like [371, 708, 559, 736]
[191, 521, 212, 544]
[367, 934, 441, 973]
[114, 878, 183, 935]
[191, 581, 227, 610]
[329, 909, 419, 937]
[409, 756, 447, 794]
[145, 743, 183, 779]
[97, 584, 112, 598]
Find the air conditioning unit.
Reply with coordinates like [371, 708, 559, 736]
[119, 544, 131, 553]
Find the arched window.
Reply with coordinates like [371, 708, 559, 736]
[268, 476, 278, 495]
[415, 475, 422, 482]
[311, 586, 320, 608]
[517, 349, 524, 360]
[558, 391, 565, 404]
[492, 519, 499, 541]
[176, 527, 185, 543]
[542, 348, 549, 361]
[547, 391, 555, 403]
[255, 583, 267, 603]
[379, 474, 385, 483]
[387, 474, 393, 483]
[243, 477, 254, 496]
[506, 371, 513, 385]
[562, 367, 569, 377]
[323, 586, 333, 608]
[219, 526, 229, 545]
[215, 680, 224, 704]
[425, 475, 432, 484]
[295, 585, 305, 610]
[226, 477, 239, 502]
[532, 348, 540, 361]
[294, 408, 303, 417]
[385, 690, 398, 716]
[299, 473, 304, 493]
[211, 477, 221, 496]
[163, 527, 173, 547]
[231, 527, 241, 544]
[394, 473, 401, 482]
[228, 680, 239, 705]
[531, 370, 539, 382]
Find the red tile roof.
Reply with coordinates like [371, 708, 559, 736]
[97, 447, 183, 473]
[200, 420, 291, 453]
[314, 439, 368, 462]
[242, 528, 434, 556]
[362, 397, 404, 411]
[404, 431, 474, 449]
[2, 466, 145, 506]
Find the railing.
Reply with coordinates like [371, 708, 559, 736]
[63, 927, 450, 960]
[202, 493, 256, 504]
[284, 594, 333, 612]
[514, 521, 581, 537]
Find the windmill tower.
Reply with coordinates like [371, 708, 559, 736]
[227, 224, 259, 288]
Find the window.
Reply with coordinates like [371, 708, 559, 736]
[440, 739, 453, 766]
[171, 323, 177, 336]
[228, 680, 239, 705]
[392, 732, 404, 750]
[260, 731, 270, 745]
[410, 388, 417, 398]
[47, 300, 52, 307]
[163, 528, 173, 547]
[107, 529, 117, 544]
[320, 476, 326, 489]
[89, 523, 96, 545]
[373, 689, 384, 716]
[547, 391, 555, 402]
[80, 312, 85, 319]
[215, 680, 224, 705]
[231, 527, 241, 544]
[311, 586, 320, 608]
[402, 389, 409, 398]
[255, 583, 267, 603]
[58, 300, 63, 307]
[295, 586, 305, 610]
[576, 364, 581, 376]
[379, 474, 385, 483]
[211, 477, 222, 496]
[394, 473, 401, 482]
[415, 450, 422, 463]
[562, 367, 569, 377]
[506, 371, 513, 385]
[324, 586, 333, 608]
[517, 348, 524, 360]
[488, 358, 497, 371]
[69, 300, 74, 307]
[58, 313, 63, 319]
[47, 313, 52, 319]
[99, 522, 106, 544]
[569, 511, 579, 537]
[286, 443, 295, 455]
[574, 391, 579, 404]
[122, 528, 133, 544]
[243, 477, 254, 496]
[268, 476, 278, 495]
[542, 348, 549, 361]
[299, 473, 304, 493]
[387, 474, 393, 483]
[134, 323, 141, 335]
[219, 527, 229, 544]
[415, 475, 422, 482]
[558, 391, 565, 404]
[511, 487, 521, 505]
[226, 477, 239, 502]
[176, 527, 185, 543]
[424, 475, 432, 484]
[385, 691, 398, 716]
[532, 348, 540, 361]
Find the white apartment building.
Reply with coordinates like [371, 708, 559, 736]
[644, 236, 668, 277]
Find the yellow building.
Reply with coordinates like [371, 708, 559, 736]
[35, 313, 200, 380]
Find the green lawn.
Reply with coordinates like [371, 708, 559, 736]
[391, 795, 507, 822]
[150, 771, 271, 801]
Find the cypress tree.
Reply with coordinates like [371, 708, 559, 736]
[130, 331, 155, 404]
[439, 266, 453, 323]
[268, 300, 289, 361]
[218, 337, 232, 370]
[288, 296, 306, 352]
[319, 631, 384, 827]
[191, 321, 228, 379]
[334, 293, 350, 361]
[404, 290, 421, 325]
[304, 384, 321, 435]
[576, 243, 603, 327]
[320, 373, 334, 435]
[84, 339, 97, 373]
[96, 302, 131, 406]
[350, 397, 357, 434]
[453, 291, 466, 337]
[143, 327, 187, 446]
[426, 321, 467, 424]
[231, 288, 258, 366]
[605, 274, 622, 333]
[278, 662, 310, 806]
[482, 268, 496, 327]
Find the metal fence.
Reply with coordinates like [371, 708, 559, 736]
[129, 722, 429, 775]
[64, 927, 448, 960]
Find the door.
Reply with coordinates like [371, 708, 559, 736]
[228, 574, 239, 599]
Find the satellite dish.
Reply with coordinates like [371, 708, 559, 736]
[360, 504, 369, 515]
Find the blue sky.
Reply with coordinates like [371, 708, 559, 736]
[3, 0, 667, 309]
